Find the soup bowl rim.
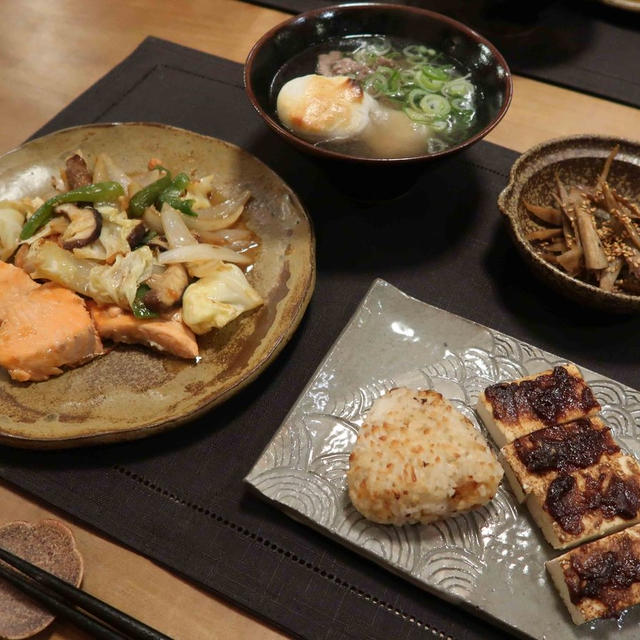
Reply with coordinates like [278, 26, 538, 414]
[244, 1, 513, 164]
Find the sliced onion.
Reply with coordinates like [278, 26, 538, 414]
[161, 202, 197, 248]
[197, 228, 253, 245]
[142, 207, 163, 233]
[158, 243, 252, 267]
[183, 191, 251, 232]
[93, 153, 131, 191]
[188, 259, 224, 278]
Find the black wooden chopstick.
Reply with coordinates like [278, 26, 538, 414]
[0, 546, 172, 640]
[0, 561, 125, 640]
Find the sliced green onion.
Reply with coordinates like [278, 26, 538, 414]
[367, 37, 391, 56]
[403, 107, 433, 124]
[406, 88, 430, 111]
[363, 72, 388, 97]
[399, 69, 417, 85]
[442, 77, 474, 99]
[415, 69, 444, 92]
[376, 65, 395, 78]
[402, 44, 435, 64]
[420, 64, 450, 81]
[451, 97, 474, 112]
[419, 94, 451, 118]
[387, 70, 401, 93]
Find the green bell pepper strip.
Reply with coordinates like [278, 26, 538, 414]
[20, 181, 125, 240]
[131, 284, 158, 319]
[157, 172, 197, 217]
[127, 172, 172, 218]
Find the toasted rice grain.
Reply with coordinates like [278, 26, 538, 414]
[347, 388, 503, 525]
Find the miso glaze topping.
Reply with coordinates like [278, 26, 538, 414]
[513, 419, 619, 474]
[484, 366, 600, 426]
[545, 469, 640, 534]
[565, 534, 640, 617]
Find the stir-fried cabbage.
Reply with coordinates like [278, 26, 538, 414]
[20, 215, 69, 247]
[182, 263, 263, 334]
[88, 246, 154, 308]
[0, 206, 25, 261]
[72, 206, 141, 262]
[27, 241, 153, 309]
[28, 240, 95, 295]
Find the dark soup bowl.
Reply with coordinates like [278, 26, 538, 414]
[245, 2, 512, 198]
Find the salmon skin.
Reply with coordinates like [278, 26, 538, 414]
[0, 262, 103, 382]
[88, 303, 199, 359]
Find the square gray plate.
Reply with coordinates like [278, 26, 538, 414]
[245, 279, 640, 639]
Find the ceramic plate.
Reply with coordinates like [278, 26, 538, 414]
[0, 123, 315, 448]
[246, 279, 640, 639]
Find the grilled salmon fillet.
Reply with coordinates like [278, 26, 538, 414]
[88, 303, 198, 359]
[0, 262, 103, 382]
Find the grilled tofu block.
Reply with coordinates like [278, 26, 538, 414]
[476, 364, 600, 448]
[547, 523, 640, 624]
[526, 453, 640, 549]
[500, 417, 619, 503]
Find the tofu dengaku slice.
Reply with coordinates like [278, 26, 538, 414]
[476, 365, 600, 448]
[547, 523, 640, 624]
[347, 388, 503, 526]
[500, 417, 619, 503]
[526, 453, 640, 549]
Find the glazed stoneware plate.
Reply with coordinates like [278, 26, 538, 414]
[246, 279, 640, 639]
[0, 123, 315, 448]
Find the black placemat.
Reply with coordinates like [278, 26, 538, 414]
[1, 37, 639, 640]
[242, 0, 640, 109]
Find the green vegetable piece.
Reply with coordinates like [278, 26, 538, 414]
[160, 195, 197, 216]
[420, 64, 450, 82]
[140, 229, 158, 245]
[132, 284, 158, 319]
[20, 181, 124, 240]
[419, 94, 451, 118]
[157, 173, 198, 217]
[403, 106, 434, 124]
[415, 69, 444, 92]
[442, 77, 474, 99]
[127, 172, 172, 218]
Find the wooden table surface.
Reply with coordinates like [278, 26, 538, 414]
[0, 1, 638, 638]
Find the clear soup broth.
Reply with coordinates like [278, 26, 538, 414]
[271, 35, 483, 159]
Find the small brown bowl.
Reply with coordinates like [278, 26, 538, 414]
[498, 135, 640, 313]
[244, 3, 512, 197]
